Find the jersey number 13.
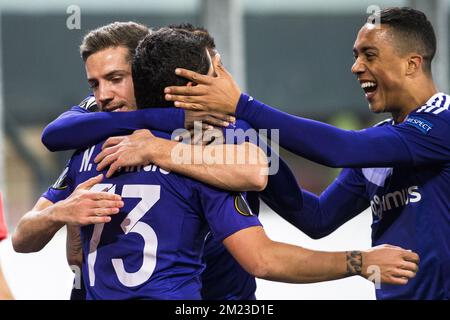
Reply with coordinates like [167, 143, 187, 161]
[88, 184, 160, 287]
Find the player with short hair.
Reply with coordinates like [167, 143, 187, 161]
[13, 22, 270, 299]
[38, 22, 419, 300]
[163, 7, 449, 300]
[14, 21, 418, 300]
[35, 22, 301, 300]
[13, 22, 269, 299]
[43, 27, 419, 299]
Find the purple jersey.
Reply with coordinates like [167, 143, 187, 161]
[42, 97, 302, 300]
[43, 130, 262, 299]
[337, 98, 450, 299]
[236, 91, 450, 300]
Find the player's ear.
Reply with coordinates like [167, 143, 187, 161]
[406, 55, 422, 76]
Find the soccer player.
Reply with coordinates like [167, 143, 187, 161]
[163, 7, 449, 300]
[38, 22, 416, 300]
[46, 27, 421, 299]
[12, 22, 270, 300]
[35, 22, 302, 300]
[16, 22, 418, 300]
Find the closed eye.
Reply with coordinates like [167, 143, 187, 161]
[365, 52, 376, 60]
[111, 77, 123, 84]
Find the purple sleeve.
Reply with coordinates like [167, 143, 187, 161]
[41, 162, 75, 203]
[292, 168, 369, 239]
[224, 118, 305, 214]
[195, 184, 262, 242]
[226, 118, 305, 221]
[235, 93, 413, 167]
[389, 112, 450, 166]
[42, 102, 185, 151]
[223, 119, 256, 145]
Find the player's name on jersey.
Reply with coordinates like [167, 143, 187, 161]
[79, 146, 170, 175]
[115, 164, 170, 174]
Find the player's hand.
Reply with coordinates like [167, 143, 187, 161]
[164, 54, 241, 114]
[94, 129, 156, 177]
[55, 174, 123, 226]
[361, 244, 419, 285]
[184, 110, 235, 130]
[175, 120, 225, 146]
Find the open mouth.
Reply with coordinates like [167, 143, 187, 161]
[361, 81, 377, 100]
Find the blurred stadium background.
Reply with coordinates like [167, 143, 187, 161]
[0, 0, 447, 299]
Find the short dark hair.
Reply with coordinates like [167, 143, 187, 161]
[369, 7, 436, 73]
[80, 21, 150, 62]
[168, 23, 217, 55]
[132, 27, 210, 108]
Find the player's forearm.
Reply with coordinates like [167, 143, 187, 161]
[151, 139, 268, 191]
[224, 227, 358, 283]
[257, 241, 352, 283]
[66, 225, 82, 268]
[236, 93, 413, 167]
[12, 205, 64, 253]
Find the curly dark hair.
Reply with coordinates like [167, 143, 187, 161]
[168, 23, 216, 55]
[132, 27, 211, 108]
[369, 7, 436, 73]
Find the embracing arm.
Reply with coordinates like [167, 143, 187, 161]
[235, 95, 413, 167]
[223, 226, 419, 284]
[154, 140, 268, 191]
[163, 57, 419, 168]
[46, 113, 268, 190]
[41, 106, 184, 151]
[42, 101, 233, 152]
[95, 129, 268, 191]
[169, 91, 415, 168]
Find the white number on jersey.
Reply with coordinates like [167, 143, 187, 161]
[88, 183, 160, 287]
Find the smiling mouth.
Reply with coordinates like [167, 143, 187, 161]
[360, 81, 378, 100]
[105, 104, 127, 112]
[112, 106, 128, 112]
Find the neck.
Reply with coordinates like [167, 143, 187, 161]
[391, 77, 438, 123]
